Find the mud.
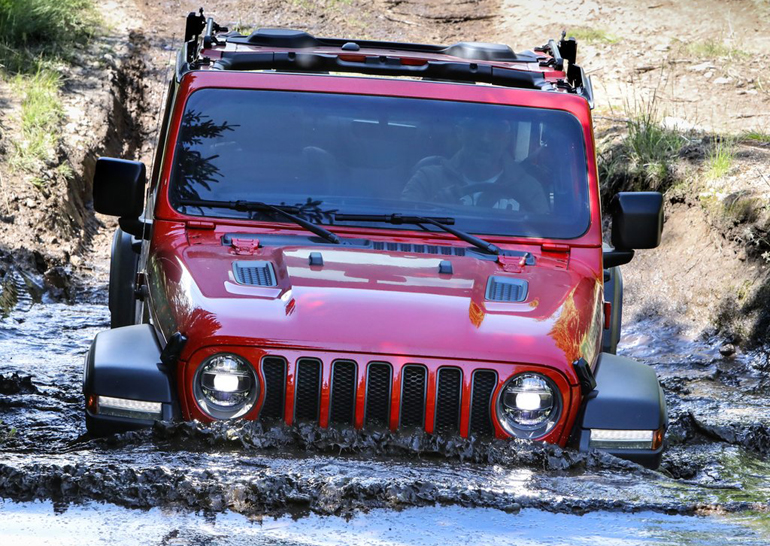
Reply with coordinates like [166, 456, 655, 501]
[0, 301, 769, 538]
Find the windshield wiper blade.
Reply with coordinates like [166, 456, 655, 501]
[178, 198, 341, 244]
[334, 213, 500, 255]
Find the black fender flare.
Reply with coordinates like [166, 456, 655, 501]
[575, 352, 667, 468]
[83, 324, 176, 434]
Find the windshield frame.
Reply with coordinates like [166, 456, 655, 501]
[155, 71, 602, 246]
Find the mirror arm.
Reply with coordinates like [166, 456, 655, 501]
[603, 248, 634, 268]
[119, 216, 152, 240]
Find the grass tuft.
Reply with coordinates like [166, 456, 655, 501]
[0, 0, 97, 48]
[706, 138, 735, 180]
[0, 0, 97, 177]
[742, 130, 770, 143]
[10, 66, 63, 171]
[598, 95, 685, 202]
[686, 38, 744, 60]
[567, 27, 618, 45]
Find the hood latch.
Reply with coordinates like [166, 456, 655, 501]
[230, 237, 260, 255]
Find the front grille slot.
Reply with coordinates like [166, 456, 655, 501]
[365, 362, 392, 427]
[294, 359, 321, 422]
[434, 367, 462, 434]
[329, 360, 357, 426]
[400, 365, 427, 428]
[469, 370, 497, 437]
[260, 357, 286, 421]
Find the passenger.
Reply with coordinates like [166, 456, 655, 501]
[402, 118, 549, 213]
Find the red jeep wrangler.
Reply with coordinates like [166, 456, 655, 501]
[84, 11, 667, 468]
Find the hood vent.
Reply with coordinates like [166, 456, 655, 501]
[372, 241, 466, 256]
[486, 276, 528, 302]
[233, 261, 277, 287]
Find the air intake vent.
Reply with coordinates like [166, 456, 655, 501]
[469, 370, 497, 437]
[485, 276, 528, 302]
[329, 361, 357, 426]
[365, 363, 392, 427]
[372, 241, 466, 256]
[233, 261, 277, 287]
[434, 367, 462, 434]
[400, 366, 427, 428]
[295, 359, 321, 422]
[260, 357, 286, 421]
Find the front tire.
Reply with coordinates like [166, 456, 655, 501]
[108, 228, 140, 328]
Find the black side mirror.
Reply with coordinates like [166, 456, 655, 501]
[93, 157, 148, 238]
[604, 192, 663, 268]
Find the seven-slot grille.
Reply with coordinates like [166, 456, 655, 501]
[258, 356, 500, 436]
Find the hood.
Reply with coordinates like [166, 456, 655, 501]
[149, 226, 604, 373]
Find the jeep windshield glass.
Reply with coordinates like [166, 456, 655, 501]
[169, 89, 591, 239]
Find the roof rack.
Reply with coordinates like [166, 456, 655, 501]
[534, 31, 594, 107]
[178, 11, 594, 107]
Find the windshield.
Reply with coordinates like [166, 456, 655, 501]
[169, 88, 591, 239]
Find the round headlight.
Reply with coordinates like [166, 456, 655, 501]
[193, 354, 258, 419]
[496, 373, 561, 439]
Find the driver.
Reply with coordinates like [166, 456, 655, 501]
[401, 118, 549, 213]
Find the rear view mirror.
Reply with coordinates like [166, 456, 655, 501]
[604, 192, 663, 268]
[93, 157, 146, 218]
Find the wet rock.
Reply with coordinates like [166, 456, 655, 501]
[719, 343, 736, 357]
[43, 266, 71, 290]
[0, 373, 38, 395]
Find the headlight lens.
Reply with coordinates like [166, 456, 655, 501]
[496, 373, 561, 439]
[193, 354, 258, 419]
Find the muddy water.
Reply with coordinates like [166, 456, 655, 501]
[1, 300, 769, 544]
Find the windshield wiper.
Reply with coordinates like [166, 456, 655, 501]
[178, 198, 341, 244]
[334, 213, 500, 255]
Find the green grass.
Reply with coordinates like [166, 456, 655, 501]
[686, 38, 745, 60]
[0, 0, 98, 176]
[0, 0, 96, 49]
[567, 27, 618, 45]
[742, 130, 770, 143]
[706, 138, 735, 179]
[10, 67, 63, 171]
[598, 97, 685, 199]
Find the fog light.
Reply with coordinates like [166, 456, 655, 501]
[589, 429, 655, 450]
[496, 373, 561, 439]
[97, 396, 163, 420]
[194, 353, 258, 420]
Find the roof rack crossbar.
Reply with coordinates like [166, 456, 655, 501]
[212, 51, 552, 91]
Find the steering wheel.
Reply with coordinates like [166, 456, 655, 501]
[455, 183, 522, 209]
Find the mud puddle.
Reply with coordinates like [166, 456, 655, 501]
[1, 301, 770, 543]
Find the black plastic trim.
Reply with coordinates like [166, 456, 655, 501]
[468, 369, 498, 437]
[399, 364, 428, 429]
[83, 324, 176, 435]
[434, 367, 463, 434]
[294, 358, 322, 423]
[259, 356, 287, 421]
[364, 361, 392, 428]
[227, 30, 535, 63]
[329, 359, 357, 426]
[580, 353, 668, 431]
